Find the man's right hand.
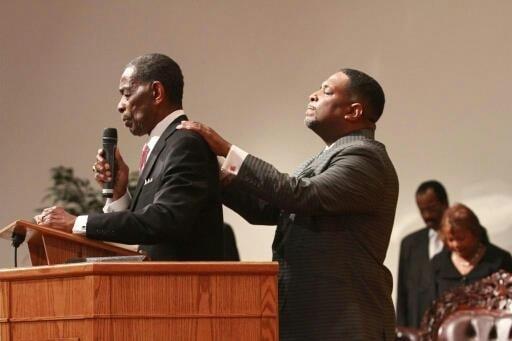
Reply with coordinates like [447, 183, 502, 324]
[177, 121, 232, 157]
[92, 147, 129, 200]
[34, 206, 76, 232]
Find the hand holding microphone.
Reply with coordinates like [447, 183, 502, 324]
[92, 128, 129, 200]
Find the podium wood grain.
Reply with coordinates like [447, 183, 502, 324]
[0, 262, 278, 341]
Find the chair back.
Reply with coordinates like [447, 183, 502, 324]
[437, 310, 512, 341]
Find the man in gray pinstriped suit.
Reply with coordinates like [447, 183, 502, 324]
[179, 69, 399, 340]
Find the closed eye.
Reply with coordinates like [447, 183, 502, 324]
[322, 84, 333, 95]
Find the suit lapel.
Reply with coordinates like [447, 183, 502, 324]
[130, 115, 187, 210]
[293, 152, 322, 179]
[417, 228, 433, 287]
[419, 228, 430, 264]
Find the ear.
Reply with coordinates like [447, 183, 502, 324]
[151, 81, 165, 105]
[344, 102, 363, 122]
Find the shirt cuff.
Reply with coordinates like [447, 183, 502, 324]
[221, 145, 248, 176]
[103, 190, 131, 213]
[72, 215, 88, 235]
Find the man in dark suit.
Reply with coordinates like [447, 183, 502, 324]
[35, 53, 224, 261]
[179, 69, 399, 340]
[396, 180, 449, 328]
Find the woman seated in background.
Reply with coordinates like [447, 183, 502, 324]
[431, 203, 512, 299]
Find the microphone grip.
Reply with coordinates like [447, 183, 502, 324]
[102, 141, 116, 198]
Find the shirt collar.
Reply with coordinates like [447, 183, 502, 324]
[428, 228, 439, 239]
[146, 109, 184, 150]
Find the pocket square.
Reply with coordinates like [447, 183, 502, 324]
[144, 178, 153, 185]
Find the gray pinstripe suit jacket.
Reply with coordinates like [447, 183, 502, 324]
[223, 129, 399, 340]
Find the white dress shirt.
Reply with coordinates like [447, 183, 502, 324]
[428, 228, 444, 259]
[73, 110, 185, 234]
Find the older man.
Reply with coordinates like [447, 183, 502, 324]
[396, 180, 449, 328]
[179, 69, 398, 340]
[36, 53, 224, 261]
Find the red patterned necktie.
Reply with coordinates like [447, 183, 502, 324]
[138, 143, 150, 172]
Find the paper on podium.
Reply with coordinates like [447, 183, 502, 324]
[104, 241, 139, 252]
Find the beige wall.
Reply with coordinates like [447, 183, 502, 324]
[2, 1, 512, 303]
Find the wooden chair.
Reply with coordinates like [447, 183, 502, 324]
[437, 309, 512, 340]
[396, 326, 424, 341]
[420, 270, 512, 340]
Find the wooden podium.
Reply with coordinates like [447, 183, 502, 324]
[0, 262, 278, 340]
[0, 220, 140, 266]
[0, 221, 279, 340]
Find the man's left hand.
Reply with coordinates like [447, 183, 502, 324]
[177, 121, 232, 157]
[34, 206, 76, 232]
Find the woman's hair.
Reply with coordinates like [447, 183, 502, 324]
[440, 203, 483, 241]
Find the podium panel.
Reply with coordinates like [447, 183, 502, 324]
[0, 262, 278, 341]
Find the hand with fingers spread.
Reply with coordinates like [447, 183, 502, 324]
[33, 206, 76, 232]
[92, 147, 129, 200]
[177, 120, 232, 157]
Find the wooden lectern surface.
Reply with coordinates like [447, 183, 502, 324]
[0, 262, 278, 341]
[0, 220, 140, 266]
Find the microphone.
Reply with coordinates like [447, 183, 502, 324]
[11, 231, 25, 248]
[11, 231, 25, 268]
[102, 128, 117, 198]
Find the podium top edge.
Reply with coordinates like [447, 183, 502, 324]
[0, 261, 279, 280]
[0, 220, 139, 254]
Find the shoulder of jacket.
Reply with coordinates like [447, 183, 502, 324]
[402, 227, 429, 244]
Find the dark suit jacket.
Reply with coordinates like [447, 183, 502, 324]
[86, 115, 224, 261]
[396, 227, 434, 328]
[223, 129, 399, 340]
[223, 223, 240, 261]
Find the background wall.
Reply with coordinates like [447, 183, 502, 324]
[1, 0, 511, 303]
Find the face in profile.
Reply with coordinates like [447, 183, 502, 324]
[117, 66, 156, 136]
[305, 71, 353, 130]
[416, 188, 447, 230]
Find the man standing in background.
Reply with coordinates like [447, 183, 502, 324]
[397, 180, 449, 328]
